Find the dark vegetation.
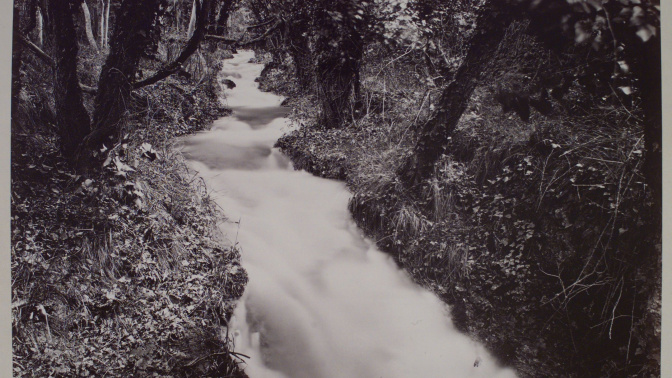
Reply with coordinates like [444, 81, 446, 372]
[241, 0, 660, 376]
[12, 0, 251, 376]
[12, 0, 661, 376]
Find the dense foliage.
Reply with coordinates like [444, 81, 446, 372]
[250, 0, 660, 376]
[12, 0, 250, 375]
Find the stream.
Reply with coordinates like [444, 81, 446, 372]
[182, 51, 517, 378]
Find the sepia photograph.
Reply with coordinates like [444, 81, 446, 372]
[9, 0, 663, 377]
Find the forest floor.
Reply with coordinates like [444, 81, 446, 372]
[258, 44, 660, 378]
[12, 50, 249, 377]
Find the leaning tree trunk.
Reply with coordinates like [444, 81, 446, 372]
[399, 2, 514, 188]
[36, 7, 43, 46]
[80, 0, 162, 160]
[81, 0, 98, 50]
[47, 0, 92, 159]
[187, 0, 198, 38]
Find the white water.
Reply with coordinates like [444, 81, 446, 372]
[182, 51, 517, 378]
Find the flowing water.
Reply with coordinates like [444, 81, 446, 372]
[182, 51, 517, 378]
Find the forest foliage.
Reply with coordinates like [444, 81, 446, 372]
[245, 0, 661, 376]
[12, 0, 250, 376]
[10, 0, 662, 376]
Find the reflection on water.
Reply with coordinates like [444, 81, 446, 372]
[183, 51, 517, 378]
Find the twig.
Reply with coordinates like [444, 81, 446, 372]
[15, 32, 54, 67]
[625, 291, 636, 363]
[184, 350, 250, 367]
[608, 278, 624, 339]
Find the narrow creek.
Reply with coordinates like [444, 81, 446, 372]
[182, 51, 517, 378]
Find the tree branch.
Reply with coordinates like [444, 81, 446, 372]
[247, 18, 276, 29]
[132, 0, 213, 89]
[204, 34, 237, 44]
[237, 21, 282, 47]
[15, 32, 98, 94]
[15, 32, 54, 67]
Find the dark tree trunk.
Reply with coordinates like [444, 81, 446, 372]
[287, 20, 312, 92]
[47, 0, 91, 159]
[399, 3, 513, 188]
[81, 0, 162, 158]
[212, 0, 232, 35]
[313, 0, 364, 129]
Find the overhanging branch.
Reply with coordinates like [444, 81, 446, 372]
[132, 0, 212, 89]
[204, 34, 238, 44]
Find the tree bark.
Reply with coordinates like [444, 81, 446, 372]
[286, 19, 312, 92]
[212, 0, 233, 35]
[99, 0, 104, 47]
[187, 0, 198, 38]
[313, 0, 365, 128]
[103, 0, 110, 49]
[81, 0, 98, 50]
[81, 0, 162, 159]
[46, 0, 92, 159]
[399, 2, 513, 188]
[36, 7, 43, 47]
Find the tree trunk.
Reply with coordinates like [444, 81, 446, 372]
[187, 0, 198, 38]
[47, 0, 92, 159]
[81, 0, 162, 159]
[81, 0, 98, 50]
[286, 19, 312, 92]
[103, 0, 110, 48]
[36, 7, 43, 46]
[313, 0, 364, 128]
[99, 0, 104, 47]
[399, 2, 513, 188]
[213, 0, 232, 35]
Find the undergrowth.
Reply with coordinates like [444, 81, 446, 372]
[12, 45, 248, 376]
[269, 21, 660, 378]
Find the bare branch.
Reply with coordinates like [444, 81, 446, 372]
[15, 32, 54, 67]
[247, 18, 276, 29]
[204, 34, 238, 44]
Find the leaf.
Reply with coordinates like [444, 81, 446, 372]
[618, 86, 632, 95]
[636, 24, 655, 42]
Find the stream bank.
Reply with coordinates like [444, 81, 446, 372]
[260, 41, 660, 376]
[185, 50, 518, 378]
[12, 48, 248, 376]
